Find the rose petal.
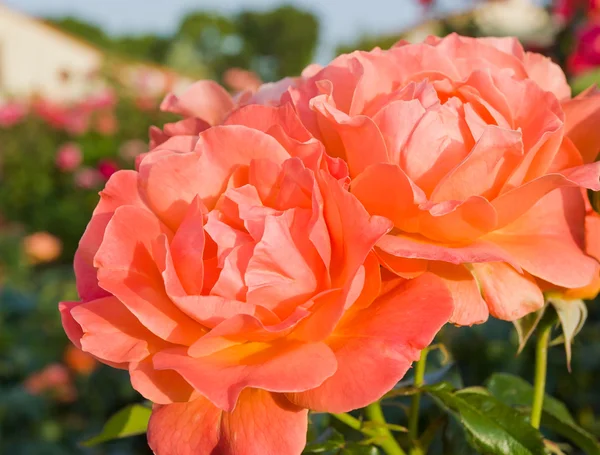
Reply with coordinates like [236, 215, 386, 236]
[148, 390, 307, 455]
[286, 272, 453, 412]
[153, 339, 337, 412]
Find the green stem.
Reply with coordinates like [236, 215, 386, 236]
[365, 402, 407, 455]
[408, 347, 429, 440]
[531, 322, 552, 429]
[331, 412, 364, 432]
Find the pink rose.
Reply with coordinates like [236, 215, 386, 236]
[74, 167, 103, 189]
[148, 68, 319, 150]
[568, 21, 600, 76]
[97, 159, 119, 180]
[23, 364, 76, 403]
[278, 34, 600, 324]
[55, 143, 83, 172]
[0, 101, 27, 128]
[61, 107, 452, 454]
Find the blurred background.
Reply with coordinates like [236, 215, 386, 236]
[1, 0, 600, 454]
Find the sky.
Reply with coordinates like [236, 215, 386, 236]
[1, 0, 470, 63]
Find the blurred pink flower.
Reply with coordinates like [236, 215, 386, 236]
[119, 139, 147, 160]
[74, 167, 103, 189]
[134, 95, 157, 111]
[55, 143, 83, 172]
[97, 159, 119, 180]
[569, 21, 600, 75]
[34, 99, 90, 135]
[24, 364, 76, 403]
[0, 101, 27, 128]
[223, 67, 263, 93]
[95, 111, 118, 135]
[554, 0, 600, 21]
[83, 89, 117, 110]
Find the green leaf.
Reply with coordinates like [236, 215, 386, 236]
[486, 373, 600, 455]
[425, 383, 546, 455]
[304, 428, 345, 453]
[547, 297, 588, 370]
[571, 70, 600, 96]
[513, 306, 547, 354]
[340, 444, 380, 455]
[82, 404, 151, 447]
[486, 373, 574, 423]
[541, 412, 600, 455]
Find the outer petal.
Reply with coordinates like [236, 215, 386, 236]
[523, 52, 571, 101]
[58, 301, 83, 349]
[153, 339, 337, 412]
[70, 296, 160, 364]
[562, 88, 600, 164]
[74, 170, 145, 302]
[493, 166, 600, 229]
[286, 273, 453, 412]
[94, 205, 201, 345]
[471, 262, 544, 321]
[429, 262, 489, 326]
[129, 358, 195, 404]
[490, 188, 599, 288]
[376, 233, 519, 269]
[160, 80, 234, 125]
[148, 390, 307, 455]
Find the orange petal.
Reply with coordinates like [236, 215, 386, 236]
[95, 206, 200, 345]
[429, 262, 489, 326]
[153, 339, 337, 412]
[70, 296, 160, 364]
[562, 88, 600, 164]
[524, 52, 571, 100]
[74, 170, 145, 302]
[160, 80, 234, 125]
[311, 99, 389, 177]
[148, 390, 308, 455]
[350, 163, 422, 231]
[431, 125, 523, 202]
[376, 233, 518, 268]
[471, 262, 544, 321]
[491, 188, 599, 288]
[129, 357, 195, 404]
[59, 301, 83, 349]
[287, 273, 453, 412]
[245, 213, 320, 317]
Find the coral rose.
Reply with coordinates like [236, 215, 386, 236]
[60, 108, 453, 454]
[278, 34, 600, 325]
[148, 64, 322, 150]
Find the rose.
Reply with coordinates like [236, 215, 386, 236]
[55, 143, 83, 172]
[568, 21, 600, 76]
[23, 364, 76, 403]
[553, 87, 600, 299]
[277, 34, 600, 325]
[60, 107, 453, 454]
[148, 64, 322, 150]
[23, 232, 62, 264]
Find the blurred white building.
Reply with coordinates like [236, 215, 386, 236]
[0, 3, 193, 103]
